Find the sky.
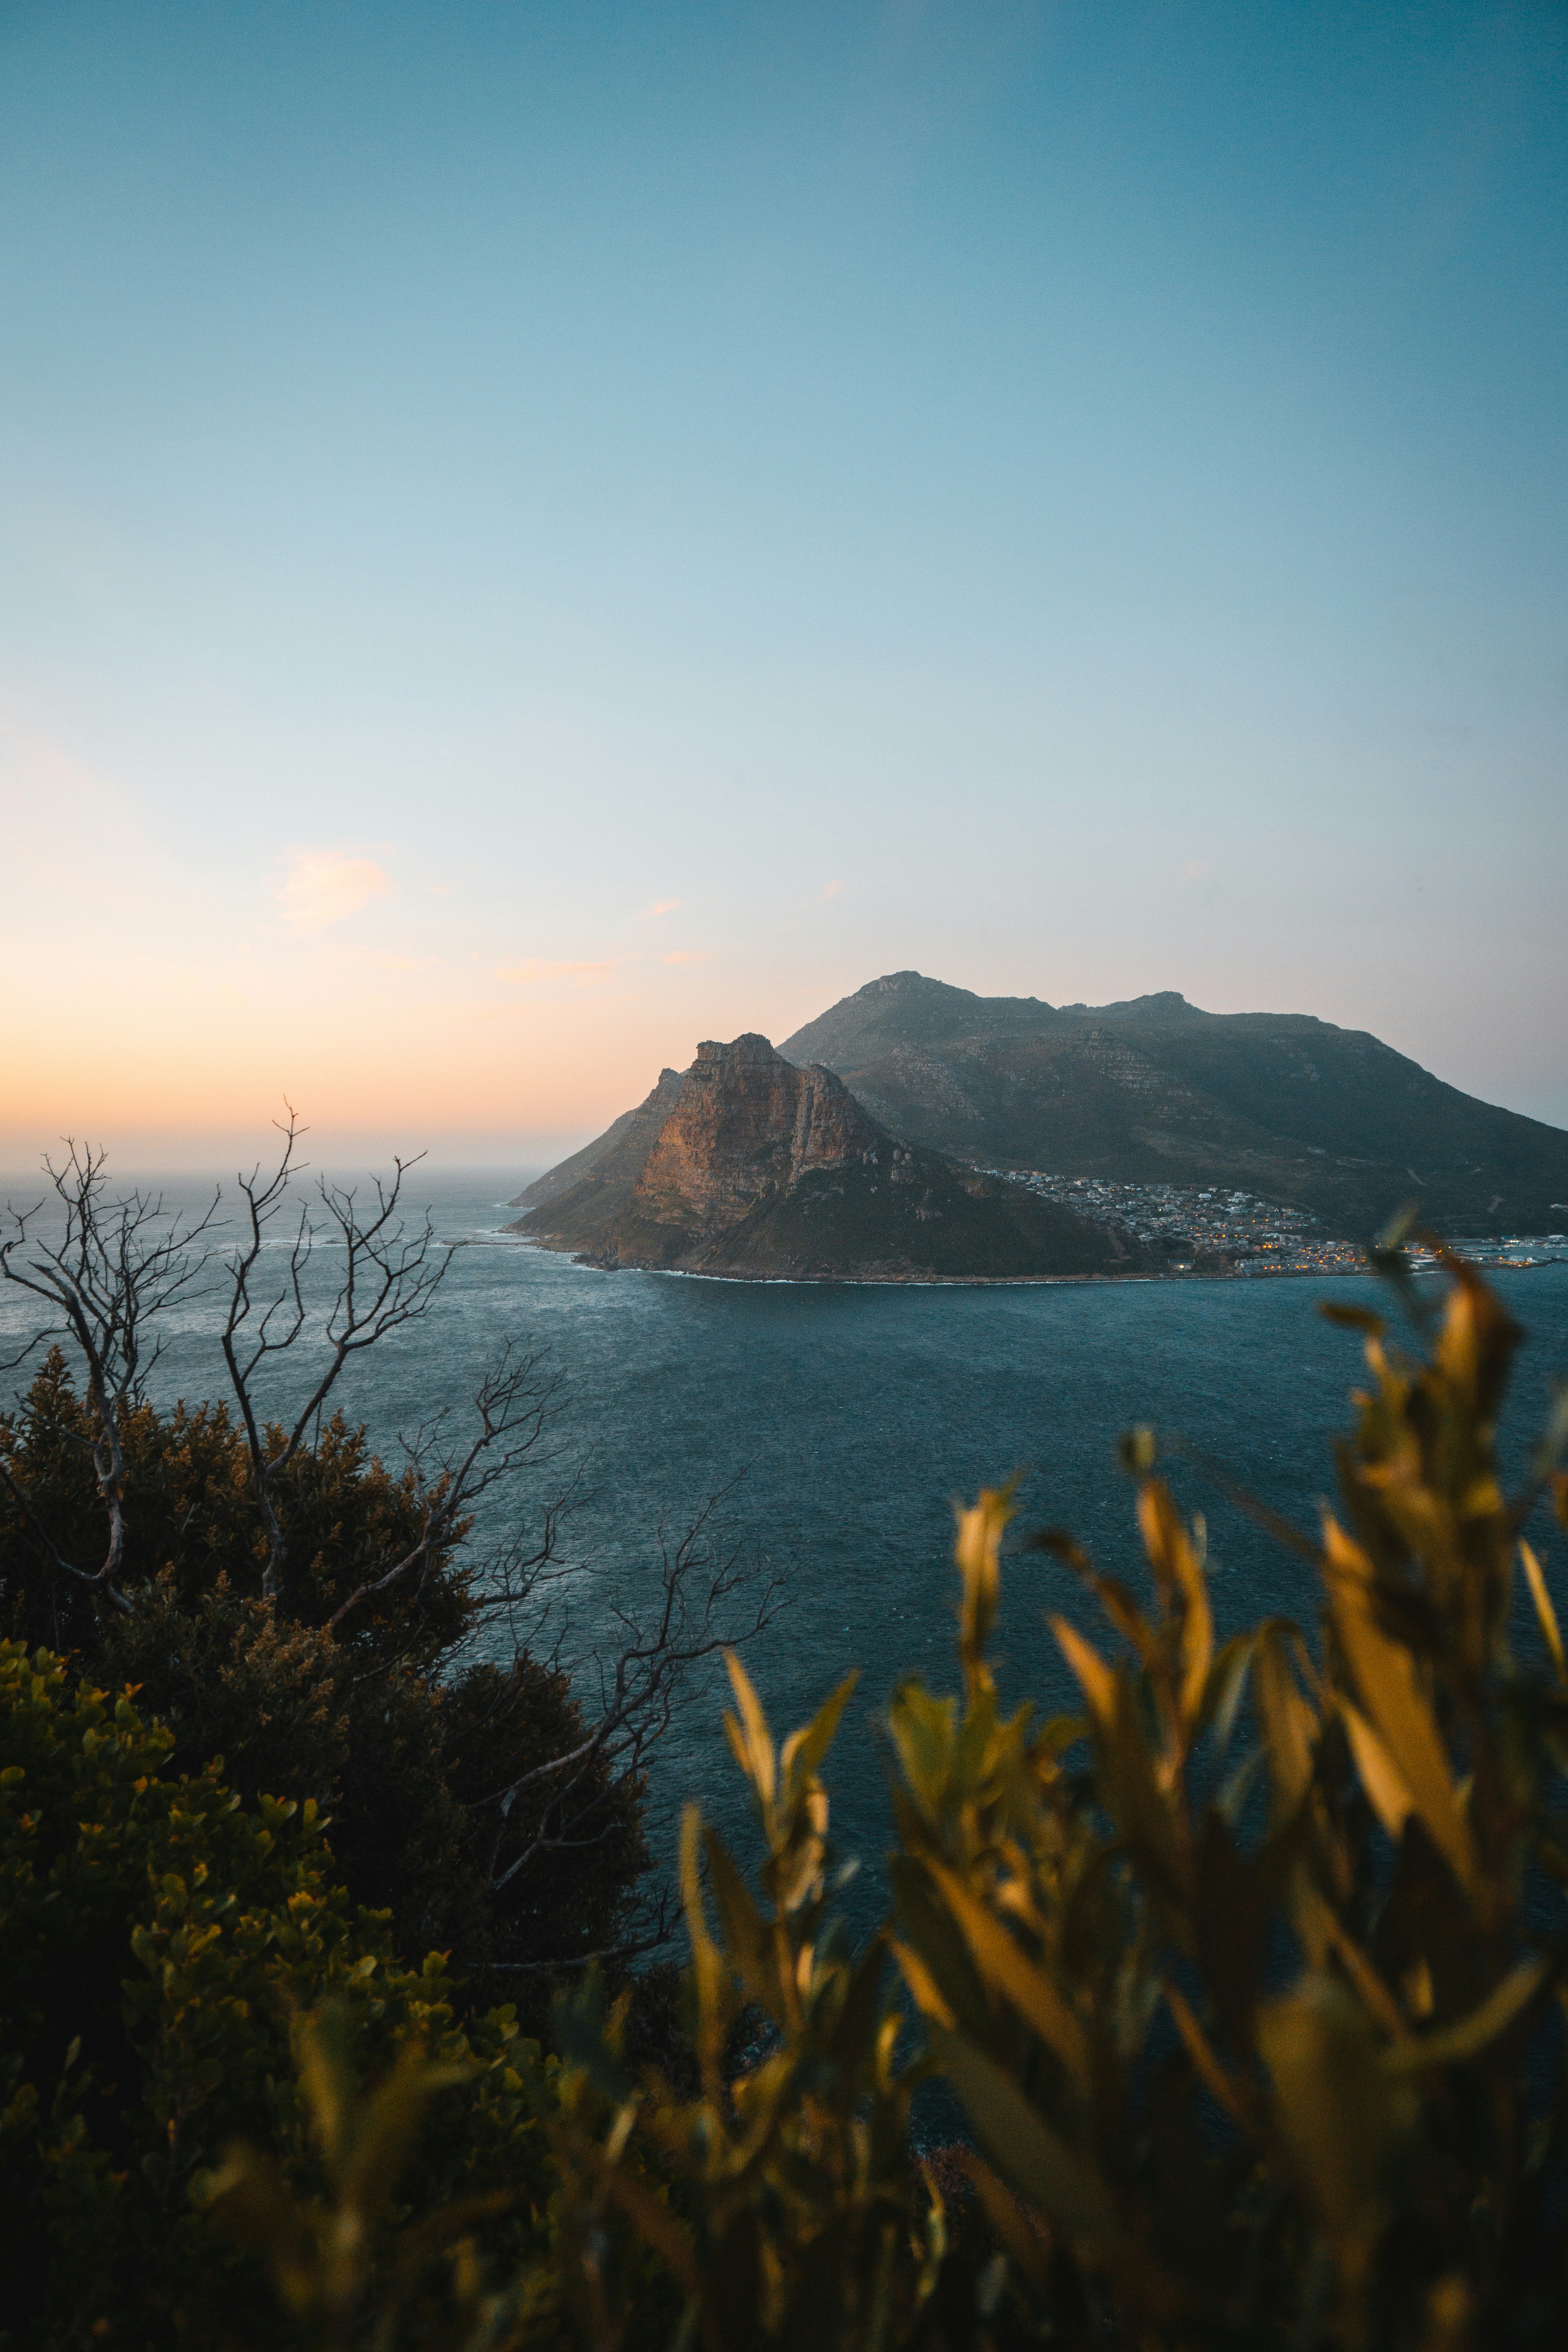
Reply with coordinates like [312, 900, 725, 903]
[2, 0, 1565, 1173]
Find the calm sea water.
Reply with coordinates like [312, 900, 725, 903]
[5, 1168, 1568, 1933]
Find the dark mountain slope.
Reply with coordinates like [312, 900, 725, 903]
[510, 1035, 1144, 1280]
[778, 973, 1568, 1234]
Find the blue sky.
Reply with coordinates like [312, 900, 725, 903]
[2, 0, 1564, 1163]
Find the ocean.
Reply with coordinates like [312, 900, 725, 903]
[5, 1167, 1568, 1937]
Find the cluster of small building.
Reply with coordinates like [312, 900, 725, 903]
[997, 1171, 1350, 1272]
[1443, 1235, 1568, 1269]
[997, 1171, 1568, 1277]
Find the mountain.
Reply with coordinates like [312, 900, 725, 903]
[509, 1034, 1146, 1280]
[777, 973, 1568, 1235]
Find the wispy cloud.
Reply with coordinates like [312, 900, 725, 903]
[277, 849, 392, 932]
[821, 879, 845, 900]
[646, 898, 680, 916]
[495, 957, 621, 986]
[1179, 860, 1210, 881]
[663, 948, 709, 965]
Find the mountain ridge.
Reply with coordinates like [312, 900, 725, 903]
[776, 973, 1568, 1234]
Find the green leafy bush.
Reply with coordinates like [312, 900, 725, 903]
[546, 1663, 951, 2352]
[0, 1349, 470, 1669]
[0, 1354, 650, 1992]
[0, 1643, 558, 2349]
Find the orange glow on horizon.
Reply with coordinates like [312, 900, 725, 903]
[2, 722, 844, 1163]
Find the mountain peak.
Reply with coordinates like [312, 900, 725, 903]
[853, 969, 1054, 1011]
[862, 971, 950, 996]
[1057, 989, 1198, 1021]
[694, 1031, 781, 1067]
[779, 972, 1057, 1066]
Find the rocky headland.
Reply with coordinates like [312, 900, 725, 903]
[509, 1035, 1145, 1281]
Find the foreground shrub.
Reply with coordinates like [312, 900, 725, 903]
[548, 1253, 1568, 2349]
[0, 1357, 651, 1999]
[0, 1645, 558, 2348]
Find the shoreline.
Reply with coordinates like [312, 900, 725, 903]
[506, 1237, 1564, 1290]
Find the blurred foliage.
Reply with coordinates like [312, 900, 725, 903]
[0, 1354, 650, 1993]
[206, 2004, 550, 2352]
[0, 1642, 561, 2349]
[545, 1658, 954, 2352]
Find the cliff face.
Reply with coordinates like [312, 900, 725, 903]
[633, 1035, 879, 1230]
[510, 1034, 1141, 1281]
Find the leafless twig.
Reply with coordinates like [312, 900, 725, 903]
[1, 1145, 220, 1603]
[325, 1343, 571, 1636]
[219, 1112, 453, 1601]
[473, 1490, 785, 1919]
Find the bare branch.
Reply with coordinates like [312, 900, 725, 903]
[473, 1491, 786, 1908]
[325, 1345, 568, 1635]
[472, 1895, 679, 1975]
[1, 1144, 220, 1602]
[4, 1117, 795, 1974]
[218, 1113, 455, 1601]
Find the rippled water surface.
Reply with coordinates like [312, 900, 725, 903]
[6, 1168, 1567, 1930]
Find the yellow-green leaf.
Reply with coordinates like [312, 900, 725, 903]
[921, 1856, 1089, 2090]
[927, 2024, 1122, 2253]
[1520, 1543, 1567, 1689]
[1384, 1958, 1547, 2074]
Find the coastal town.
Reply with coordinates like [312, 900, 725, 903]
[997, 1170, 1568, 1276]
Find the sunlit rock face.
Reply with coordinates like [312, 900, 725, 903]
[634, 1035, 879, 1232]
[508, 1031, 1145, 1283]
